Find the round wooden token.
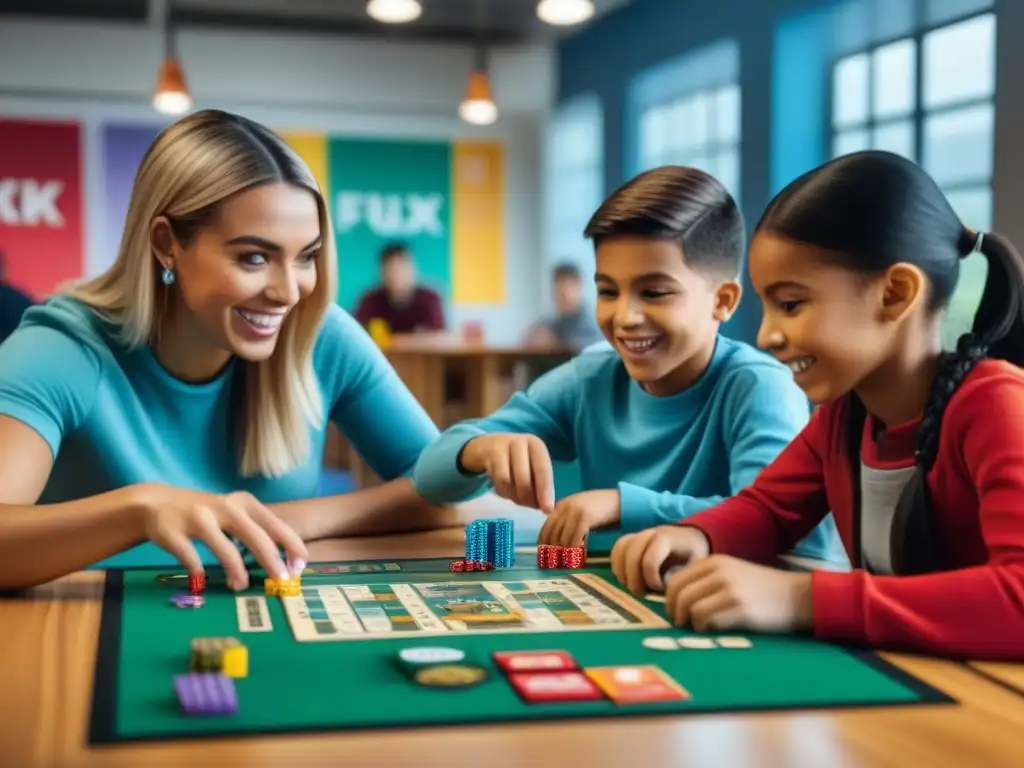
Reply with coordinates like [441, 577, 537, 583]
[413, 663, 487, 688]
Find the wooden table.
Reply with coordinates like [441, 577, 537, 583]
[4, 529, 1024, 767]
[346, 336, 577, 488]
[384, 336, 576, 428]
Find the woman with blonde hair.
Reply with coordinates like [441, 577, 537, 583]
[0, 110, 448, 591]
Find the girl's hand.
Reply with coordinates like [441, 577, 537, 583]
[136, 484, 307, 590]
[664, 555, 814, 633]
[611, 526, 712, 594]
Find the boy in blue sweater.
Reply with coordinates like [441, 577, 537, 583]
[413, 166, 841, 561]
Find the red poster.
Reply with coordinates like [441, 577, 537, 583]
[0, 119, 84, 299]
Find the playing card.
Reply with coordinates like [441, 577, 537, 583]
[492, 650, 577, 673]
[584, 665, 690, 703]
[508, 671, 604, 703]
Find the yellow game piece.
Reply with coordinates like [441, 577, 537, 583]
[266, 575, 300, 597]
[277, 575, 301, 597]
[221, 645, 249, 678]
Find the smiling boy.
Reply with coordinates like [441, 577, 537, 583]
[412, 166, 841, 561]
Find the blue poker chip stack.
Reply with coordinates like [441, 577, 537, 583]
[464, 518, 515, 568]
[465, 520, 489, 563]
[490, 518, 515, 568]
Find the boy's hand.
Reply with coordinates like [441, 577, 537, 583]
[459, 433, 555, 512]
[537, 489, 620, 547]
[663, 556, 814, 634]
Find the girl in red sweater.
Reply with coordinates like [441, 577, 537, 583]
[611, 150, 1024, 659]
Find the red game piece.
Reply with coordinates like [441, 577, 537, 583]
[448, 560, 467, 573]
[189, 573, 206, 595]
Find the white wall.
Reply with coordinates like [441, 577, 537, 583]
[0, 18, 555, 344]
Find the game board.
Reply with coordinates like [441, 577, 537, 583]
[282, 573, 668, 641]
[89, 554, 954, 744]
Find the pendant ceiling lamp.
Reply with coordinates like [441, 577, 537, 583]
[459, 46, 498, 126]
[153, 19, 191, 115]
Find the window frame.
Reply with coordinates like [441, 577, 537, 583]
[637, 83, 742, 199]
[543, 93, 605, 306]
[826, 7, 997, 348]
[826, 8, 995, 201]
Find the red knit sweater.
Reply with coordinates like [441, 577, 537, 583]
[682, 359, 1024, 659]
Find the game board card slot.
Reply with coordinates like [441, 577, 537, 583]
[235, 596, 273, 633]
[394, 584, 448, 632]
[320, 587, 365, 635]
[486, 582, 564, 628]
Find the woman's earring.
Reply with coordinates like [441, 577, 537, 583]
[161, 266, 176, 285]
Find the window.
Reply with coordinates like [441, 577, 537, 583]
[638, 85, 741, 198]
[544, 95, 604, 299]
[830, 10, 996, 347]
[630, 40, 741, 200]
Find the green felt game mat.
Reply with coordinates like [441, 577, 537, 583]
[89, 555, 953, 743]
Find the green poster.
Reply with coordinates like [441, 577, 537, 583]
[328, 138, 452, 312]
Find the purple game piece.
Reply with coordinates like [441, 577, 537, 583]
[174, 673, 238, 715]
[171, 594, 205, 609]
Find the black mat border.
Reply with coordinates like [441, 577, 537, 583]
[87, 562, 957, 746]
[89, 569, 124, 745]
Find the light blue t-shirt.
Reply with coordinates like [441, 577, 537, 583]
[0, 296, 439, 566]
[413, 337, 843, 562]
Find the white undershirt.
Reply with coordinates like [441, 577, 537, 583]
[859, 462, 917, 575]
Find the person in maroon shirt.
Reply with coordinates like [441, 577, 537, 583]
[353, 242, 446, 334]
[611, 150, 1024, 660]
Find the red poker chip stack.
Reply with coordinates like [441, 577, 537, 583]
[561, 547, 586, 569]
[448, 559, 496, 573]
[189, 573, 206, 595]
[537, 545, 563, 569]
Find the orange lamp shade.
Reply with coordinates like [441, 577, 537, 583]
[155, 57, 189, 95]
[464, 70, 494, 102]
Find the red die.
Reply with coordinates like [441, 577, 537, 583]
[188, 573, 206, 595]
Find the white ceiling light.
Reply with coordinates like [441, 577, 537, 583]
[537, 0, 595, 26]
[366, 0, 422, 24]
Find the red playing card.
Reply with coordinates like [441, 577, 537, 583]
[508, 671, 604, 703]
[492, 650, 577, 674]
[585, 665, 691, 704]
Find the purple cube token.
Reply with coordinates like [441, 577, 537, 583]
[174, 674, 238, 715]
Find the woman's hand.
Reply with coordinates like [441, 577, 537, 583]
[136, 484, 307, 590]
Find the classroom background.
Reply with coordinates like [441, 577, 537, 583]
[0, 0, 1010, 495]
